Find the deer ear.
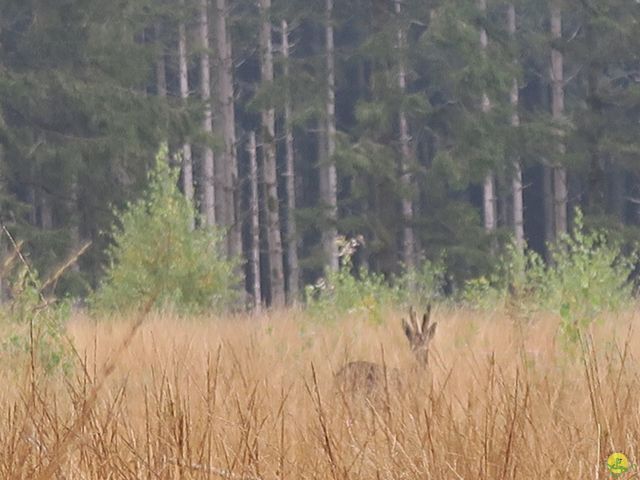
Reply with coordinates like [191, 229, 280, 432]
[426, 322, 437, 342]
[410, 307, 420, 333]
[402, 317, 413, 341]
[421, 313, 429, 334]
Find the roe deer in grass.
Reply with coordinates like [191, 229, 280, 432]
[334, 305, 438, 402]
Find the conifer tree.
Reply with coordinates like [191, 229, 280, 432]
[258, 0, 285, 307]
[321, 0, 339, 272]
[199, 0, 216, 227]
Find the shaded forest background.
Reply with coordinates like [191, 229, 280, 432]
[1, 0, 640, 308]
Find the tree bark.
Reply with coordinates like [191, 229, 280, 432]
[543, 164, 555, 254]
[322, 0, 339, 272]
[199, 0, 216, 227]
[215, 0, 240, 258]
[551, 0, 567, 238]
[611, 166, 625, 222]
[258, 0, 285, 307]
[248, 132, 262, 311]
[394, 0, 415, 270]
[508, 3, 525, 250]
[154, 22, 167, 99]
[70, 179, 81, 271]
[282, 19, 300, 304]
[478, 0, 497, 234]
[40, 191, 53, 230]
[178, 0, 194, 229]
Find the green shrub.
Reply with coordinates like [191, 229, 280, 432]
[544, 210, 636, 346]
[91, 145, 239, 314]
[305, 256, 399, 325]
[462, 240, 546, 311]
[462, 208, 637, 344]
[1, 264, 73, 374]
[305, 236, 445, 323]
[394, 255, 447, 307]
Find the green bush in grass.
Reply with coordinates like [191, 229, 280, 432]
[92, 145, 239, 314]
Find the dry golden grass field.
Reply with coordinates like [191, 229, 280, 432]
[1, 306, 639, 479]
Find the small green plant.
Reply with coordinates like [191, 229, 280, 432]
[305, 236, 399, 323]
[462, 208, 637, 346]
[394, 255, 447, 307]
[1, 263, 73, 375]
[545, 209, 636, 317]
[305, 236, 445, 323]
[92, 144, 240, 314]
[545, 209, 636, 348]
[462, 240, 546, 311]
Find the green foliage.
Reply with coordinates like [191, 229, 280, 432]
[4, 0, 640, 308]
[395, 257, 447, 307]
[546, 210, 637, 347]
[463, 208, 637, 345]
[462, 239, 546, 311]
[305, 236, 445, 323]
[1, 264, 73, 375]
[92, 145, 239, 314]
[305, 254, 401, 325]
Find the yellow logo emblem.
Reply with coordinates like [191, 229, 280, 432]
[607, 453, 630, 477]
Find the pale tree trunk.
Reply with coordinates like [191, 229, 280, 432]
[258, 0, 285, 307]
[551, 0, 567, 238]
[282, 19, 300, 303]
[322, 0, 339, 272]
[0, 235, 4, 303]
[40, 191, 53, 230]
[0, 146, 3, 302]
[215, 0, 240, 258]
[178, 0, 194, 229]
[478, 0, 497, 234]
[508, 3, 524, 250]
[70, 179, 81, 273]
[394, 0, 415, 270]
[498, 180, 509, 226]
[27, 185, 36, 225]
[543, 164, 555, 254]
[155, 22, 167, 99]
[248, 132, 262, 311]
[199, 0, 216, 227]
[611, 166, 625, 222]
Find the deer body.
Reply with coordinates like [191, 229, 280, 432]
[334, 361, 402, 398]
[334, 306, 437, 402]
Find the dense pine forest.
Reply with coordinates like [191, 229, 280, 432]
[1, 0, 640, 308]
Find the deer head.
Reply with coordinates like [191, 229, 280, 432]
[401, 305, 437, 366]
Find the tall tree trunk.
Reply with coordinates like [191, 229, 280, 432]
[258, 0, 285, 307]
[178, 0, 194, 229]
[478, 0, 497, 234]
[498, 180, 509, 227]
[215, 0, 240, 258]
[199, 0, 216, 227]
[27, 185, 37, 226]
[282, 19, 300, 304]
[70, 178, 81, 266]
[322, 0, 339, 272]
[248, 132, 262, 311]
[154, 22, 167, 99]
[611, 166, 625, 222]
[508, 3, 525, 250]
[585, 24, 606, 218]
[394, 0, 415, 271]
[543, 164, 555, 254]
[550, 0, 567, 238]
[40, 191, 53, 230]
